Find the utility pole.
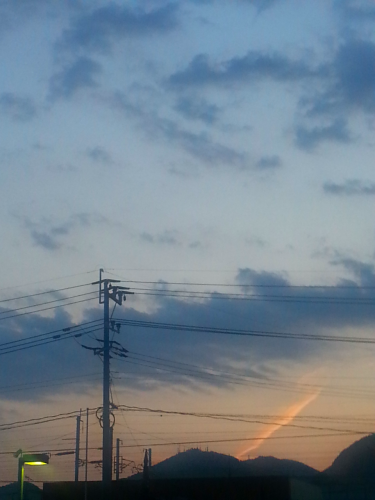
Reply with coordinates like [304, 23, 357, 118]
[84, 408, 89, 500]
[75, 414, 81, 482]
[102, 276, 112, 487]
[93, 269, 132, 489]
[115, 438, 121, 481]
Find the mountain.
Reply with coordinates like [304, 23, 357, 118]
[0, 482, 42, 499]
[324, 433, 375, 481]
[130, 448, 318, 480]
[242, 456, 317, 477]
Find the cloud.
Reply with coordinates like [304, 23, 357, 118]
[255, 155, 282, 169]
[140, 230, 180, 246]
[323, 180, 375, 196]
[335, 0, 375, 23]
[331, 258, 375, 287]
[58, 3, 178, 55]
[0, 92, 37, 121]
[112, 91, 249, 170]
[87, 146, 114, 165]
[301, 39, 375, 116]
[294, 118, 352, 150]
[0, 305, 102, 402]
[168, 51, 317, 88]
[247, 0, 282, 13]
[49, 56, 102, 99]
[4, 259, 375, 400]
[174, 96, 220, 124]
[19, 213, 107, 251]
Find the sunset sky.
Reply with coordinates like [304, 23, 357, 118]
[1, 0, 375, 485]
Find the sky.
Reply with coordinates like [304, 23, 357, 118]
[0, 0, 375, 486]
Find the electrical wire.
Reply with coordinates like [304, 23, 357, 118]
[0, 296, 99, 322]
[117, 405, 374, 435]
[104, 272, 375, 289]
[0, 282, 96, 304]
[116, 432, 371, 449]
[0, 319, 102, 349]
[0, 291, 98, 317]
[128, 286, 375, 303]
[130, 290, 375, 305]
[114, 318, 375, 345]
[122, 351, 375, 400]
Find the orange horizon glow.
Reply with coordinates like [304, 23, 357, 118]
[236, 390, 320, 459]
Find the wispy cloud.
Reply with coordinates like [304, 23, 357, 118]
[323, 180, 375, 196]
[294, 118, 352, 150]
[0, 92, 37, 121]
[57, 3, 178, 55]
[168, 51, 317, 88]
[18, 213, 107, 251]
[49, 57, 102, 100]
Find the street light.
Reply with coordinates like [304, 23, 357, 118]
[15, 451, 49, 500]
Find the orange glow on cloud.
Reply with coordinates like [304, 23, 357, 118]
[236, 390, 320, 459]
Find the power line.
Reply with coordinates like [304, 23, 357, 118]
[0, 282, 96, 304]
[129, 290, 375, 305]
[104, 273, 375, 289]
[0, 321, 103, 356]
[0, 371, 103, 395]
[114, 318, 375, 345]
[0, 291, 98, 317]
[120, 351, 375, 401]
[0, 296, 98, 322]
[0, 319, 102, 349]
[128, 287, 375, 303]
[117, 405, 374, 435]
[117, 432, 370, 449]
[0, 271, 97, 293]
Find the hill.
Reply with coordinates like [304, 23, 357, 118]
[324, 433, 375, 481]
[0, 482, 41, 500]
[130, 448, 318, 480]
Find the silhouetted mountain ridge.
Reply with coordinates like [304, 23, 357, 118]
[131, 448, 318, 479]
[324, 433, 375, 481]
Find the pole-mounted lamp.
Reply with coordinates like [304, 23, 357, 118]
[15, 450, 49, 500]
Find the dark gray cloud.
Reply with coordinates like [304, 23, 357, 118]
[49, 57, 102, 100]
[255, 155, 282, 169]
[163, 123, 248, 168]
[301, 39, 375, 116]
[294, 118, 352, 150]
[112, 91, 249, 170]
[3, 258, 375, 401]
[105, 259, 375, 392]
[174, 96, 220, 124]
[168, 51, 318, 88]
[58, 3, 178, 55]
[331, 258, 375, 287]
[20, 213, 107, 251]
[0, 92, 37, 121]
[87, 146, 114, 165]
[0, 305, 102, 402]
[323, 180, 375, 196]
[0, 0, 80, 36]
[335, 0, 375, 22]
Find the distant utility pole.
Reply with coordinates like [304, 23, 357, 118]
[93, 269, 132, 488]
[75, 413, 81, 482]
[115, 438, 122, 481]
